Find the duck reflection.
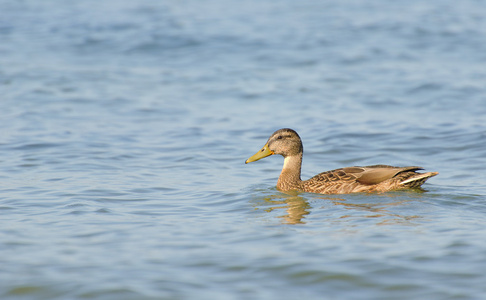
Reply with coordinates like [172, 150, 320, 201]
[329, 198, 421, 225]
[254, 190, 424, 225]
[261, 193, 311, 224]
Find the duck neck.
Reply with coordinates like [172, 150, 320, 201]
[277, 153, 303, 191]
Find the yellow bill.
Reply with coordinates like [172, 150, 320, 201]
[245, 143, 274, 164]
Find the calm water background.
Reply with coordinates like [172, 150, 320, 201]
[1, 0, 486, 299]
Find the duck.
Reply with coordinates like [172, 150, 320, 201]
[245, 128, 438, 194]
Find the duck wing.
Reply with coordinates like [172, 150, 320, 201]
[303, 165, 437, 194]
[351, 165, 424, 185]
[308, 165, 423, 185]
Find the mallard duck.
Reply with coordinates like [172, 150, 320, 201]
[245, 128, 438, 194]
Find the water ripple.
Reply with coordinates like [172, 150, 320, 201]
[1, 0, 486, 299]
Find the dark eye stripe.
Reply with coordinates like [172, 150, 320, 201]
[276, 134, 292, 140]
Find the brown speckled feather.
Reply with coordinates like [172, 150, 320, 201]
[302, 165, 438, 194]
[246, 128, 438, 195]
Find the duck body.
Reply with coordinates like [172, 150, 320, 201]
[246, 128, 438, 195]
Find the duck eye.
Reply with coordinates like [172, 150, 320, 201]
[277, 135, 283, 139]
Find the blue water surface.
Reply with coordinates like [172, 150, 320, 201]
[1, 0, 486, 299]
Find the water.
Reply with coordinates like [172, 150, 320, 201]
[1, 0, 486, 299]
